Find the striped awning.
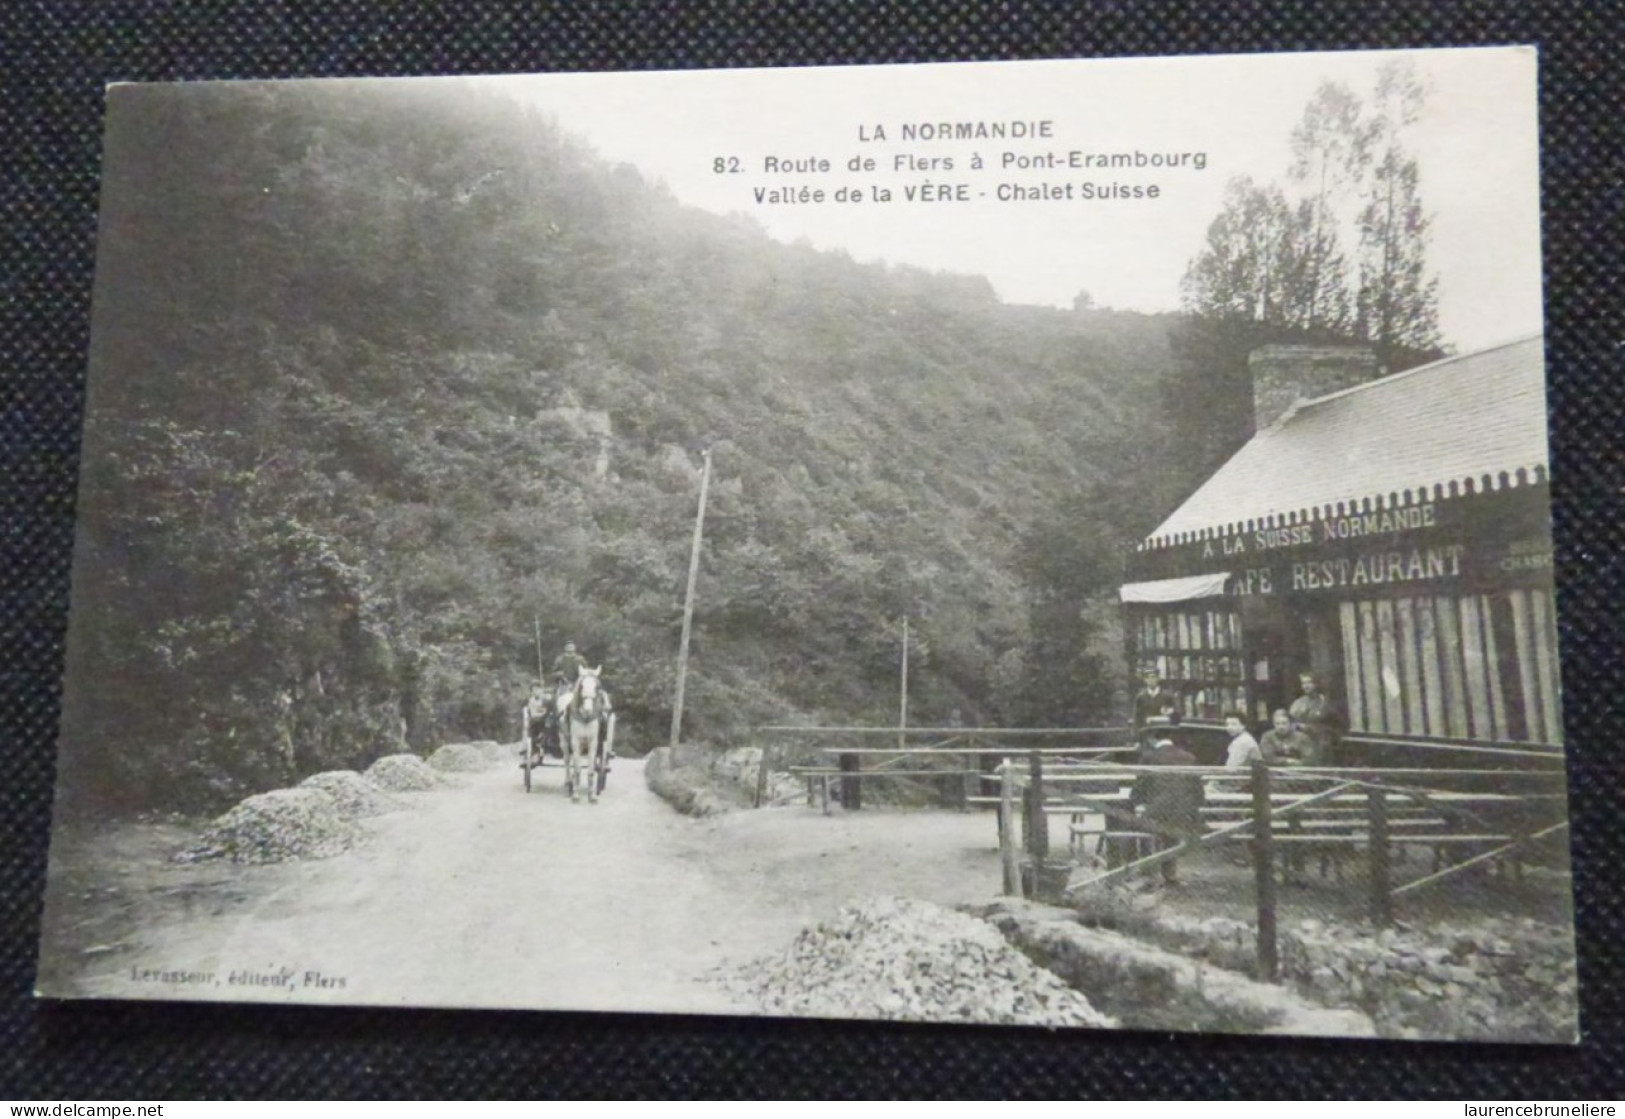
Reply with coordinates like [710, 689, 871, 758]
[1119, 572, 1231, 604]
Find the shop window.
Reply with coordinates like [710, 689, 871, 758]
[1338, 588, 1562, 745]
[1134, 607, 1247, 722]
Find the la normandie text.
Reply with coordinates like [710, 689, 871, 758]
[858, 120, 1055, 142]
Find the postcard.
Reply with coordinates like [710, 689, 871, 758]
[38, 47, 1574, 1042]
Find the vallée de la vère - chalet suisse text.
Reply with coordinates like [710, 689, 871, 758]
[723, 120, 1208, 206]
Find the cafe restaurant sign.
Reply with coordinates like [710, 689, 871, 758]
[1128, 484, 1554, 600]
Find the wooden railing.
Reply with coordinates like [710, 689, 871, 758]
[997, 753, 1569, 981]
[755, 725, 1133, 812]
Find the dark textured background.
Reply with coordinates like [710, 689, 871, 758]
[4, 0, 1622, 1099]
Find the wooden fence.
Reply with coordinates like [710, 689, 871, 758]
[755, 723, 1568, 980]
[997, 752, 1569, 981]
[755, 725, 1133, 812]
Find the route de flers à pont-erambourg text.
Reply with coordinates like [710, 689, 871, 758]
[715, 119, 1209, 207]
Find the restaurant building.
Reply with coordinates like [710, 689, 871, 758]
[1120, 335, 1561, 756]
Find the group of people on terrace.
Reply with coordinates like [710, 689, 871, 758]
[1131, 667, 1344, 768]
[1123, 668, 1345, 885]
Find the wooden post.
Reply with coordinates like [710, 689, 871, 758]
[999, 758, 1020, 896]
[1251, 760, 1278, 982]
[958, 733, 978, 812]
[754, 740, 770, 808]
[1367, 781, 1392, 927]
[1027, 751, 1049, 861]
[839, 752, 861, 810]
[534, 613, 545, 686]
[898, 614, 909, 753]
[1287, 811, 1304, 884]
[668, 447, 712, 750]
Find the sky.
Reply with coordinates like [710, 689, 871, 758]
[470, 47, 1543, 355]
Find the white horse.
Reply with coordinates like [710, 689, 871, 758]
[564, 665, 611, 803]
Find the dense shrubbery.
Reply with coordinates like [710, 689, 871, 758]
[60, 82, 1195, 813]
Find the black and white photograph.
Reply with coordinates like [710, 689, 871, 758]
[35, 47, 1574, 1043]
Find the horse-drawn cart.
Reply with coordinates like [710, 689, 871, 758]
[521, 671, 616, 800]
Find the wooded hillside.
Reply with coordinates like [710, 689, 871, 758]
[60, 80, 1198, 812]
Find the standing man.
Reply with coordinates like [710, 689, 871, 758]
[1289, 672, 1344, 767]
[1132, 669, 1182, 730]
[1129, 717, 1204, 887]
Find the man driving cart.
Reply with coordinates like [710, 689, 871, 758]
[550, 640, 587, 687]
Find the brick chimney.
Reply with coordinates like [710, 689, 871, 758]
[1249, 344, 1379, 433]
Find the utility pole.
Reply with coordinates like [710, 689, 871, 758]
[534, 613, 544, 686]
[898, 614, 909, 752]
[669, 446, 712, 749]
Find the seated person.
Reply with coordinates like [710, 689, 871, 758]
[1223, 711, 1264, 769]
[1259, 708, 1315, 765]
[523, 686, 557, 760]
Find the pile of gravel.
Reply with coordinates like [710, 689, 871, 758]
[179, 788, 361, 864]
[365, 753, 447, 792]
[720, 897, 1115, 1029]
[429, 742, 493, 773]
[300, 770, 398, 819]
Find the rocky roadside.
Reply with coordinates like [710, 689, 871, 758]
[976, 898, 1375, 1037]
[1067, 889, 1578, 1042]
[644, 743, 804, 817]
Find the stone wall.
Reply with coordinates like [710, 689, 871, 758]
[643, 746, 736, 817]
[976, 899, 1376, 1037]
[643, 743, 805, 816]
[1067, 892, 1578, 1042]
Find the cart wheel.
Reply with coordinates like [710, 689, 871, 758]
[596, 765, 608, 794]
[523, 757, 532, 793]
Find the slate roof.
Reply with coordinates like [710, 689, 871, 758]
[1144, 334, 1549, 547]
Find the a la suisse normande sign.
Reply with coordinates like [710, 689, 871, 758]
[1126, 484, 1555, 600]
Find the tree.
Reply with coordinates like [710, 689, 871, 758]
[1177, 179, 1340, 475]
[1356, 150, 1441, 364]
[1281, 194, 1354, 334]
[1182, 175, 1358, 338]
[1355, 60, 1441, 363]
[1287, 81, 1371, 334]
[1010, 489, 1123, 727]
[1175, 64, 1445, 470]
[1161, 312, 1269, 483]
[1181, 177, 1294, 325]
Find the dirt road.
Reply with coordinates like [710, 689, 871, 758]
[40, 756, 1005, 1016]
